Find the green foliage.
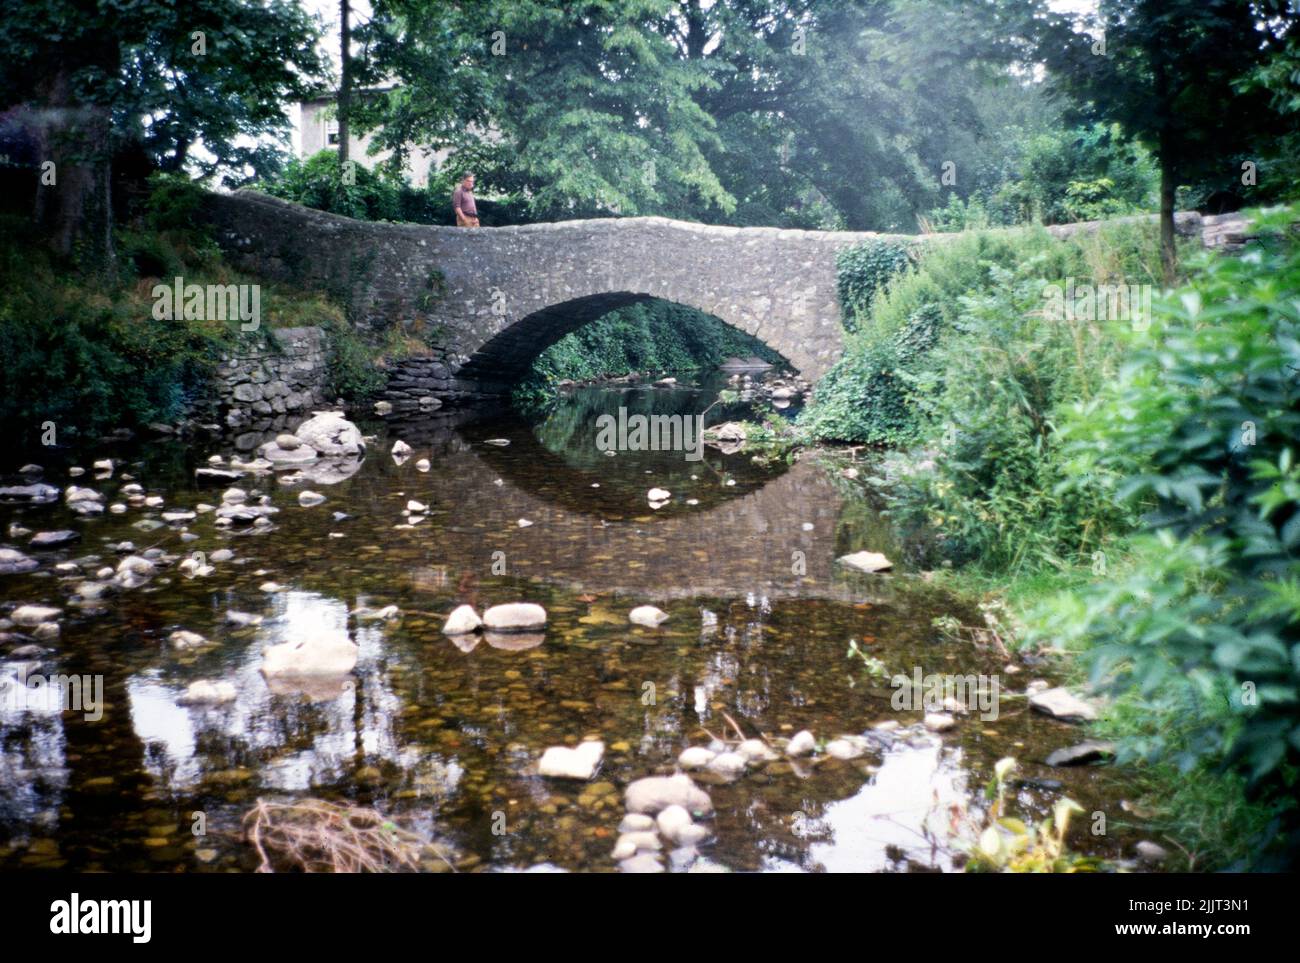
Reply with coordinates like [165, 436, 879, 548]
[259, 150, 425, 223]
[963, 758, 1102, 873]
[805, 227, 1090, 445]
[0, 175, 354, 445]
[835, 239, 913, 333]
[357, 0, 1032, 230]
[886, 258, 1130, 571]
[1036, 208, 1300, 863]
[928, 123, 1159, 230]
[513, 301, 783, 409]
[0, 0, 326, 185]
[0, 216, 236, 444]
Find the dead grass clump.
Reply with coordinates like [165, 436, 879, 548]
[243, 798, 454, 873]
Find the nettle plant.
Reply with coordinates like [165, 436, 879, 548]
[1044, 208, 1300, 835]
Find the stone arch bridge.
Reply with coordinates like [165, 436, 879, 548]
[202, 191, 1240, 406]
[201, 191, 893, 403]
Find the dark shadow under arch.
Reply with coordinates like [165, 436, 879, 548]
[455, 292, 795, 393]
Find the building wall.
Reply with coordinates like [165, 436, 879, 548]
[298, 99, 445, 187]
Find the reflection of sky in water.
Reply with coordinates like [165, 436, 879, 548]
[757, 743, 970, 873]
[125, 590, 455, 795]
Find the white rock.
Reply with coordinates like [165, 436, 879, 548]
[616, 831, 662, 853]
[416, 458, 431, 472]
[786, 730, 816, 757]
[708, 752, 747, 777]
[656, 805, 696, 845]
[1135, 840, 1169, 864]
[617, 814, 656, 833]
[177, 680, 237, 705]
[391, 440, 412, 457]
[737, 738, 777, 762]
[837, 550, 893, 573]
[298, 490, 326, 507]
[677, 746, 716, 770]
[538, 740, 605, 780]
[647, 487, 671, 502]
[925, 712, 957, 732]
[610, 838, 638, 860]
[517, 518, 533, 528]
[295, 411, 365, 457]
[625, 774, 713, 816]
[406, 500, 427, 514]
[618, 853, 665, 873]
[482, 602, 547, 632]
[442, 604, 482, 635]
[825, 738, 865, 760]
[1029, 687, 1099, 722]
[170, 630, 210, 651]
[261, 631, 358, 677]
[65, 485, 103, 504]
[629, 605, 669, 627]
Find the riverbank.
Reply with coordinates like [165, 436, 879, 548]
[727, 206, 1300, 870]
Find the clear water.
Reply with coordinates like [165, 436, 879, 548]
[0, 374, 1133, 872]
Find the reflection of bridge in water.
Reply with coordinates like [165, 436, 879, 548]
[379, 416, 900, 605]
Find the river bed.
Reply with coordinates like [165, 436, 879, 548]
[0, 374, 1136, 872]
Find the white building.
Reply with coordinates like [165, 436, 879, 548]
[296, 88, 448, 187]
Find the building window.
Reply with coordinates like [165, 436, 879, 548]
[326, 118, 340, 146]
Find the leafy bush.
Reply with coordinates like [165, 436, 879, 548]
[886, 259, 1130, 570]
[1037, 208, 1300, 864]
[804, 227, 1087, 444]
[834, 238, 913, 333]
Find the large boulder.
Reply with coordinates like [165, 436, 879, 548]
[294, 411, 365, 457]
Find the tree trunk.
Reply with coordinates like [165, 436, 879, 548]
[1158, 133, 1177, 286]
[30, 69, 116, 276]
[338, 0, 351, 168]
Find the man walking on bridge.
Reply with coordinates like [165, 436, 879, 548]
[453, 173, 480, 227]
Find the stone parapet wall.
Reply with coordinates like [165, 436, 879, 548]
[211, 325, 331, 449]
